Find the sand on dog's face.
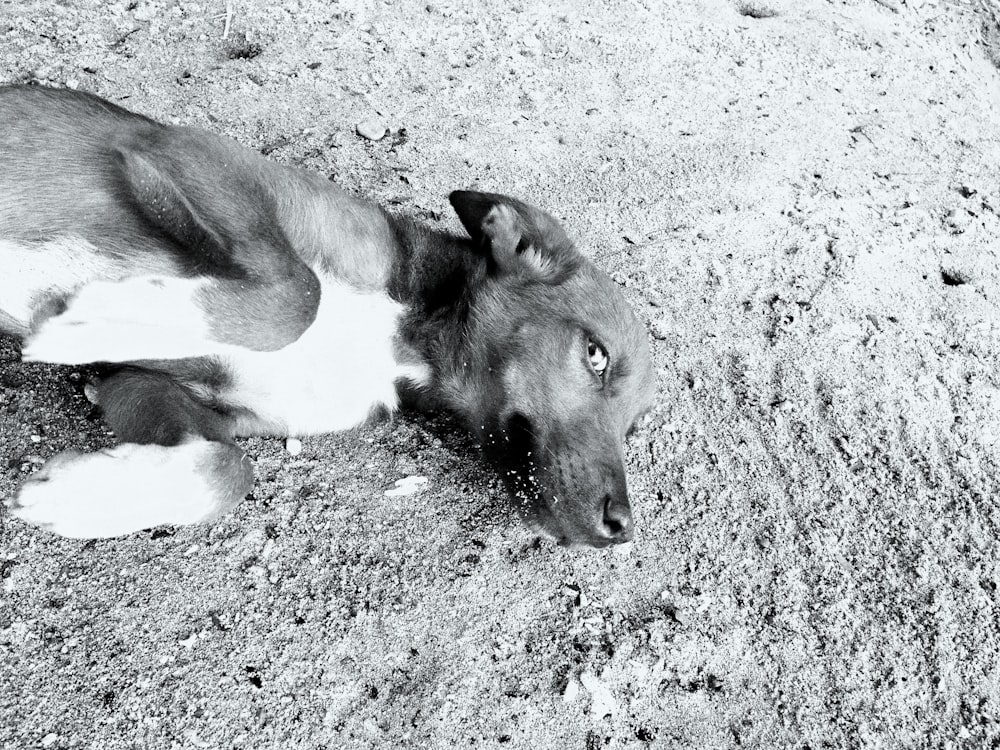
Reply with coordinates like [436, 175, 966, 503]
[2, 2, 999, 748]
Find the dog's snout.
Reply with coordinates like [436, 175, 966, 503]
[490, 411, 638, 547]
[599, 494, 633, 544]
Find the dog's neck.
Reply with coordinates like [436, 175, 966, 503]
[384, 215, 489, 414]
[271, 174, 491, 416]
[386, 216, 483, 310]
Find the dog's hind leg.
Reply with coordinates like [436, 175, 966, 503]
[22, 144, 321, 365]
[8, 369, 252, 539]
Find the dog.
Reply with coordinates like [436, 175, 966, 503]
[0, 85, 655, 547]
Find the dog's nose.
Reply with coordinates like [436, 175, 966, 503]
[600, 495, 634, 544]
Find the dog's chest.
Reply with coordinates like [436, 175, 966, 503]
[215, 280, 427, 436]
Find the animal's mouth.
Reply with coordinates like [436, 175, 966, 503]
[491, 412, 634, 548]
[522, 509, 625, 550]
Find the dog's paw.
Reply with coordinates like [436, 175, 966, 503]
[8, 441, 252, 539]
[22, 276, 221, 364]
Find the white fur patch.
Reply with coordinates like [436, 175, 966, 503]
[9, 441, 231, 539]
[22, 275, 217, 364]
[0, 237, 120, 336]
[519, 244, 556, 278]
[220, 279, 430, 436]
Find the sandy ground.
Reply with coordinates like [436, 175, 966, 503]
[2, 0, 1000, 747]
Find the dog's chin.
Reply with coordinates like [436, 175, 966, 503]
[518, 501, 618, 550]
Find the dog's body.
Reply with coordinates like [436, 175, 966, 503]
[0, 85, 654, 547]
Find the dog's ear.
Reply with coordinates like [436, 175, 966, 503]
[449, 191, 581, 283]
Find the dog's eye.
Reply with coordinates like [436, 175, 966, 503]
[587, 339, 608, 378]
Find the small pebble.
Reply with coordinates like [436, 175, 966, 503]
[580, 671, 618, 718]
[644, 290, 665, 307]
[237, 529, 267, 556]
[285, 437, 302, 456]
[183, 730, 212, 749]
[356, 120, 387, 141]
[945, 208, 971, 232]
[562, 676, 581, 703]
[384, 476, 429, 497]
[650, 318, 672, 341]
[612, 541, 634, 556]
[41, 734, 58, 748]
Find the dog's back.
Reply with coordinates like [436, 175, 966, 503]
[0, 87, 159, 242]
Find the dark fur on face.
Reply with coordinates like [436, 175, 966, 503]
[392, 193, 655, 546]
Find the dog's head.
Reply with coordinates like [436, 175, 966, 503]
[446, 191, 655, 548]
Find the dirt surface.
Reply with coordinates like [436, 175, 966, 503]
[2, 0, 1000, 747]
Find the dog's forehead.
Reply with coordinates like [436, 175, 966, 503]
[557, 264, 645, 339]
[505, 264, 655, 412]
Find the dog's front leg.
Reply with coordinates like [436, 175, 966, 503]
[22, 275, 224, 364]
[8, 368, 252, 538]
[21, 139, 321, 365]
[21, 268, 319, 365]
